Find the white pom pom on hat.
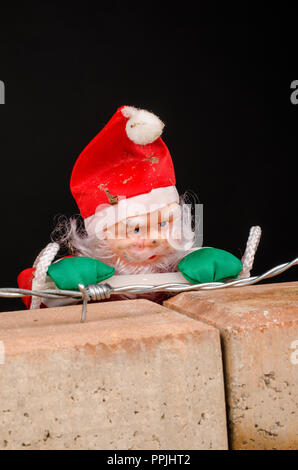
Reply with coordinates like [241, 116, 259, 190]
[122, 106, 165, 145]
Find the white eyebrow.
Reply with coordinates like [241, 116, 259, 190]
[161, 205, 180, 220]
[159, 213, 171, 221]
[159, 211, 176, 221]
[126, 216, 148, 227]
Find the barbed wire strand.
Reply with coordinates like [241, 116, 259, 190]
[0, 257, 297, 321]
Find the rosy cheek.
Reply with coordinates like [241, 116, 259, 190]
[110, 239, 135, 252]
[120, 239, 134, 247]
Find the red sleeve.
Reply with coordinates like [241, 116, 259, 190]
[17, 267, 36, 309]
[17, 255, 75, 310]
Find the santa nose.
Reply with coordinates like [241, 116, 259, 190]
[135, 239, 158, 248]
[136, 239, 145, 249]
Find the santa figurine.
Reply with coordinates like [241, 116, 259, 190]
[17, 106, 243, 309]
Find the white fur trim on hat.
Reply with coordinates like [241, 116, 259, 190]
[122, 106, 164, 145]
[84, 186, 179, 235]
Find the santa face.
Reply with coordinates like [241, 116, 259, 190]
[104, 203, 180, 267]
[67, 201, 194, 275]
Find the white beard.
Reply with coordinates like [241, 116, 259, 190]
[71, 230, 187, 274]
[62, 218, 193, 275]
[51, 216, 195, 304]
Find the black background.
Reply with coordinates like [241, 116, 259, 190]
[0, 3, 297, 311]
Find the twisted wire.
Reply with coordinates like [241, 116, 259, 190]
[1, 257, 297, 321]
[78, 283, 112, 322]
[111, 257, 298, 294]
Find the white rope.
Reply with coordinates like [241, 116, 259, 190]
[30, 242, 60, 309]
[238, 226, 262, 279]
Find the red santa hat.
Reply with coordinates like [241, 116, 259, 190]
[70, 106, 179, 233]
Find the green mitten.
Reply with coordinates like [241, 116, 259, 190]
[177, 247, 242, 284]
[47, 257, 115, 290]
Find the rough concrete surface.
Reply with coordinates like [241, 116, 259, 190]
[0, 299, 228, 450]
[165, 282, 298, 450]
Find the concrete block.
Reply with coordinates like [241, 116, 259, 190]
[165, 282, 298, 450]
[0, 299, 228, 450]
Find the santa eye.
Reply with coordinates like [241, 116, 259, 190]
[159, 221, 167, 227]
[134, 226, 140, 233]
